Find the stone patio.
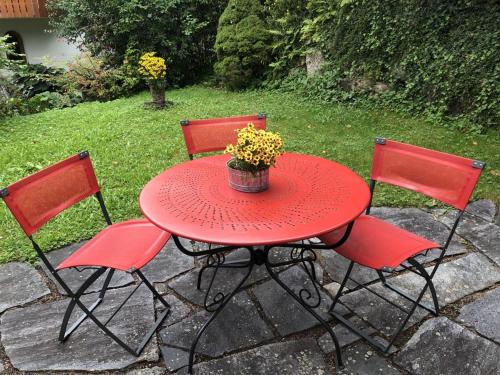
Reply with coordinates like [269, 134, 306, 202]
[0, 200, 499, 374]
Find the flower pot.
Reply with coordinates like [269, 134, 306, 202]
[227, 161, 269, 193]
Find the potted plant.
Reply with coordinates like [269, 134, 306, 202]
[138, 52, 167, 108]
[225, 123, 284, 192]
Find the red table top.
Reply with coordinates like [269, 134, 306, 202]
[140, 153, 370, 246]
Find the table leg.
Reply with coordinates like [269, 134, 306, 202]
[188, 247, 255, 375]
[264, 246, 344, 369]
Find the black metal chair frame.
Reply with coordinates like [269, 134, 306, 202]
[23, 191, 170, 357]
[327, 179, 472, 354]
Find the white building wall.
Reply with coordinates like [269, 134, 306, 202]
[0, 18, 80, 67]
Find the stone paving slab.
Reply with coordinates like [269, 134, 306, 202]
[160, 291, 274, 358]
[317, 316, 376, 354]
[0, 262, 50, 313]
[394, 317, 500, 375]
[458, 288, 500, 343]
[465, 199, 496, 222]
[177, 338, 334, 375]
[0, 284, 158, 371]
[127, 367, 167, 375]
[340, 253, 500, 334]
[157, 294, 191, 328]
[40, 242, 134, 295]
[442, 212, 500, 266]
[160, 346, 189, 372]
[252, 265, 343, 336]
[339, 343, 403, 375]
[141, 237, 195, 283]
[167, 249, 295, 307]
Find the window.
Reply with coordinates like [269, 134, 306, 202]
[4, 31, 26, 62]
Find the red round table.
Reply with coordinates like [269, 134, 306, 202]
[140, 153, 370, 374]
[140, 153, 369, 246]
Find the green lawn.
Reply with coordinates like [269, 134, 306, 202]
[1, 86, 499, 263]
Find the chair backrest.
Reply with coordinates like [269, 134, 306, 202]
[180, 113, 267, 158]
[0, 151, 100, 236]
[371, 138, 485, 210]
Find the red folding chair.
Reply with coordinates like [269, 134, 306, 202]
[180, 113, 267, 159]
[0, 151, 171, 356]
[321, 137, 485, 353]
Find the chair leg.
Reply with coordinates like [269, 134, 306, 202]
[59, 267, 107, 342]
[328, 261, 354, 313]
[99, 268, 115, 299]
[59, 267, 170, 357]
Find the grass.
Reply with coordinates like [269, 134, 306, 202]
[1, 86, 499, 264]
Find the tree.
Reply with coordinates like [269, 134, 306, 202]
[47, 0, 227, 84]
[214, 0, 271, 89]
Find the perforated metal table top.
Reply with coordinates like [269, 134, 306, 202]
[140, 153, 370, 246]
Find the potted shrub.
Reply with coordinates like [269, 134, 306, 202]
[138, 52, 167, 108]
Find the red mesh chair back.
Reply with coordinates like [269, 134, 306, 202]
[1, 151, 100, 236]
[371, 138, 485, 210]
[180, 114, 267, 158]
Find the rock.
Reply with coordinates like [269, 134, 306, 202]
[160, 292, 273, 357]
[458, 288, 500, 343]
[160, 346, 189, 372]
[323, 281, 341, 297]
[252, 265, 343, 336]
[0, 362, 4, 373]
[40, 242, 134, 295]
[441, 212, 500, 266]
[0, 262, 50, 313]
[395, 317, 500, 375]
[126, 367, 167, 375]
[141, 237, 195, 283]
[466, 199, 496, 222]
[373, 82, 389, 93]
[317, 317, 376, 353]
[1, 284, 158, 371]
[339, 343, 403, 375]
[177, 338, 334, 375]
[306, 49, 325, 76]
[156, 294, 191, 327]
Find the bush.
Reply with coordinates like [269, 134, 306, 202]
[214, 0, 272, 89]
[48, 0, 226, 85]
[60, 54, 141, 102]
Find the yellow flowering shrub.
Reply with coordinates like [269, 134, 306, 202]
[138, 52, 166, 81]
[225, 123, 284, 172]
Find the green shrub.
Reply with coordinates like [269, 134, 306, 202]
[12, 63, 65, 98]
[59, 54, 141, 102]
[48, 0, 226, 85]
[214, 0, 272, 89]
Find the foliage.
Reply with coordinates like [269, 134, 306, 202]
[12, 63, 65, 98]
[225, 123, 284, 171]
[0, 86, 498, 264]
[214, 0, 272, 89]
[60, 54, 141, 102]
[47, 0, 227, 85]
[264, 0, 308, 80]
[265, 0, 500, 131]
[138, 52, 166, 89]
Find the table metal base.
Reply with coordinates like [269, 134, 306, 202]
[172, 237, 343, 375]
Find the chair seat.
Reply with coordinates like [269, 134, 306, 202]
[319, 215, 440, 270]
[57, 219, 170, 272]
